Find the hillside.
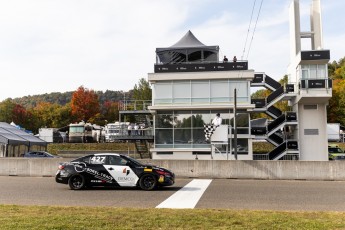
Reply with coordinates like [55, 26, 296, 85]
[10, 90, 132, 108]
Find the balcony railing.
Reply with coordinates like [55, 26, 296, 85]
[119, 100, 152, 111]
[300, 78, 332, 89]
[154, 61, 248, 73]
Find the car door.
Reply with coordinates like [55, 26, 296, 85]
[103, 155, 139, 187]
[85, 155, 114, 185]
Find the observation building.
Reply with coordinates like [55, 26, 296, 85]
[145, 0, 331, 160]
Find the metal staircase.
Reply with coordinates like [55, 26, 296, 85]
[251, 73, 299, 160]
[134, 140, 151, 159]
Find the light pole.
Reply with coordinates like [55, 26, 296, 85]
[234, 88, 238, 160]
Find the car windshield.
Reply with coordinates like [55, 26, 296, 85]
[329, 148, 343, 153]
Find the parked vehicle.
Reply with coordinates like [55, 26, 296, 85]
[55, 153, 175, 190]
[68, 121, 104, 143]
[328, 145, 345, 160]
[38, 128, 65, 143]
[327, 123, 341, 142]
[23, 151, 61, 158]
[104, 122, 129, 142]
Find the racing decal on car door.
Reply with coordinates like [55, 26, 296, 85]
[103, 165, 139, 187]
[72, 162, 114, 183]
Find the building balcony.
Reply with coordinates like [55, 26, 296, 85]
[154, 61, 248, 73]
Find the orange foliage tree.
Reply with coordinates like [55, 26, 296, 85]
[71, 86, 100, 122]
[102, 101, 119, 123]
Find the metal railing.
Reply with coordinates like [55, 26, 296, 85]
[118, 100, 152, 111]
[267, 106, 282, 118]
[253, 153, 299, 161]
[267, 86, 284, 105]
[265, 75, 282, 90]
[300, 78, 332, 89]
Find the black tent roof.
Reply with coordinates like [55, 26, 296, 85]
[155, 30, 219, 64]
[156, 30, 219, 52]
[0, 122, 47, 146]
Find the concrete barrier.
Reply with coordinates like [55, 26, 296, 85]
[1, 158, 345, 181]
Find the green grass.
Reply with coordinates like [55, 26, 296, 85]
[1, 205, 345, 229]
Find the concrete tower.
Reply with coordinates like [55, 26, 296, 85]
[288, 0, 331, 160]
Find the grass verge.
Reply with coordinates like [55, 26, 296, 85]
[1, 205, 345, 229]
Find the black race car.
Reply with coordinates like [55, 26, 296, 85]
[55, 153, 175, 191]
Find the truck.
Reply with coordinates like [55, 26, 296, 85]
[327, 123, 341, 142]
[104, 122, 129, 142]
[38, 128, 65, 143]
[68, 121, 105, 143]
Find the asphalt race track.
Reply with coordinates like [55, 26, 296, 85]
[1, 176, 345, 211]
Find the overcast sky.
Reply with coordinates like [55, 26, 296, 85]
[0, 0, 344, 101]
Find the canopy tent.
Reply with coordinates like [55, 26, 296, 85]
[156, 30, 219, 64]
[0, 122, 47, 157]
[0, 127, 29, 146]
[0, 122, 46, 146]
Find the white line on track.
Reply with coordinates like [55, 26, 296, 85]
[156, 179, 212, 209]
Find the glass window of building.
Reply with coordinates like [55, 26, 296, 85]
[191, 81, 209, 104]
[231, 139, 249, 155]
[155, 82, 172, 104]
[173, 81, 190, 104]
[154, 110, 247, 149]
[210, 80, 229, 103]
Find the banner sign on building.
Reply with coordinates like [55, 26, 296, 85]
[154, 62, 248, 73]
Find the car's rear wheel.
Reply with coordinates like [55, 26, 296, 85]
[139, 174, 157, 191]
[68, 175, 85, 190]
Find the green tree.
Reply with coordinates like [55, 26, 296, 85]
[132, 78, 152, 101]
[0, 99, 16, 122]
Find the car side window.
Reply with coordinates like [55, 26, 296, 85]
[107, 156, 127, 166]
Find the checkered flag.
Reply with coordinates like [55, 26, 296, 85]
[204, 124, 216, 141]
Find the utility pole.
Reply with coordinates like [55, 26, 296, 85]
[234, 88, 238, 160]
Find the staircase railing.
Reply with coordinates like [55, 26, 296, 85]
[268, 142, 287, 160]
[267, 86, 284, 105]
[267, 114, 285, 133]
[269, 133, 284, 145]
[265, 75, 282, 90]
[267, 106, 282, 118]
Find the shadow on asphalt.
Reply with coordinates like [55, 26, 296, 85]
[74, 186, 182, 191]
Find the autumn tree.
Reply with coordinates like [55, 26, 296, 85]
[0, 99, 38, 131]
[102, 101, 119, 123]
[71, 86, 100, 122]
[327, 57, 345, 125]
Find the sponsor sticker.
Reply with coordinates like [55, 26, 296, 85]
[144, 168, 152, 172]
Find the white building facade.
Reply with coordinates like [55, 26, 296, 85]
[147, 0, 331, 161]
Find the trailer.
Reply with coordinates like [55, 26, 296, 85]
[104, 122, 129, 142]
[327, 123, 340, 142]
[38, 128, 65, 143]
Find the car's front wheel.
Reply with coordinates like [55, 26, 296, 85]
[139, 174, 157, 191]
[68, 175, 85, 190]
